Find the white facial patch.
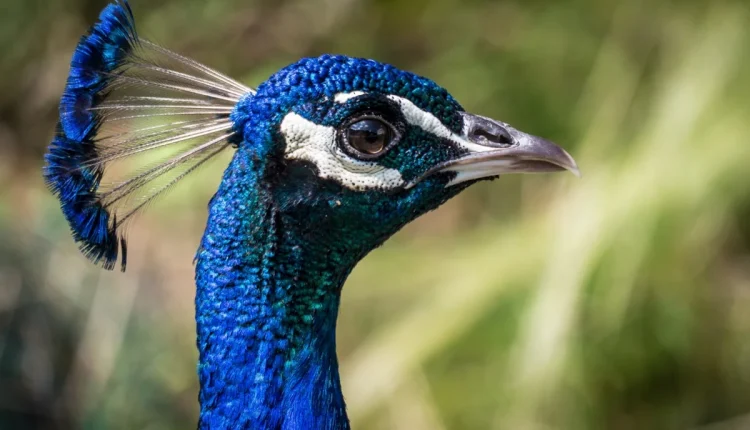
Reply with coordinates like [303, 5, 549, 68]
[282, 93, 519, 191]
[280, 112, 405, 191]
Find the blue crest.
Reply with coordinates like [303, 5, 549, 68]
[44, 1, 137, 270]
[44, 0, 246, 270]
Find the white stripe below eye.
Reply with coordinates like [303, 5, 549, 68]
[280, 112, 405, 191]
[334, 91, 367, 104]
[386, 95, 494, 154]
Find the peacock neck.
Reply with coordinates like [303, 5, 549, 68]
[194, 152, 353, 429]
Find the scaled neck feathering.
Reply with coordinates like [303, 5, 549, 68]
[195, 151, 352, 428]
[44, 2, 579, 429]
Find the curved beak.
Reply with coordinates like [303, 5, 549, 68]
[415, 112, 580, 187]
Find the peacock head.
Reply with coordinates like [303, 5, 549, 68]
[44, 1, 578, 270]
[229, 55, 579, 253]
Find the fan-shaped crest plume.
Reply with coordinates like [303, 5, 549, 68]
[43, 0, 253, 270]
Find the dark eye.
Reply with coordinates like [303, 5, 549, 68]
[346, 119, 391, 155]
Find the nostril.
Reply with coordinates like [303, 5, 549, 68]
[470, 126, 513, 147]
[461, 112, 517, 148]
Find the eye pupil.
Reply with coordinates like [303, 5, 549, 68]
[347, 119, 390, 155]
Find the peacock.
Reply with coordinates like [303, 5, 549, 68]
[44, 1, 579, 429]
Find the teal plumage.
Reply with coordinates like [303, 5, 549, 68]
[44, 2, 578, 428]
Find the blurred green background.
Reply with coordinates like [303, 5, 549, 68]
[2, 0, 750, 429]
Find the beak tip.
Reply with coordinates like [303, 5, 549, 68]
[568, 162, 582, 178]
[559, 148, 581, 178]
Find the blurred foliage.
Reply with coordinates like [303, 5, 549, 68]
[1, 0, 750, 429]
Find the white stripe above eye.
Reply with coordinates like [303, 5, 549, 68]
[280, 112, 405, 191]
[335, 92, 495, 153]
[386, 95, 495, 154]
[333, 91, 366, 104]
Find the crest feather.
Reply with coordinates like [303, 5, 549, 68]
[44, 0, 252, 270]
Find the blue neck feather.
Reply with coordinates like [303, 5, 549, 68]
[195, 150, 352, 429]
